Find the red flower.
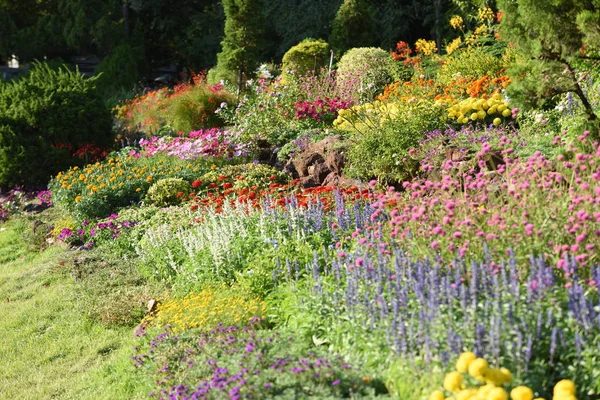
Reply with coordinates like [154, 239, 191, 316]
[223, 182, 233, 189]
[192, 180, 203, 188]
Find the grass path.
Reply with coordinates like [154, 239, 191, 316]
[0, 219, 144, 399]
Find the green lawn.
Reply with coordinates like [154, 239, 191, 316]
[0, 219, 145, 399]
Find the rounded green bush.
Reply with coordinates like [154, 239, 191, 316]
[335, 47, 394, 102]
[282, 38, 329, 77]
[0, 62, 113, 187]
[146, 178, 191, 207]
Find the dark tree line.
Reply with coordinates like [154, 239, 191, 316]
[0, 0, 458, 84]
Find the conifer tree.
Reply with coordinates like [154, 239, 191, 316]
[498, 0, 600, 135]
[329, 0, 376, 55]
[211, 0, 264, 86]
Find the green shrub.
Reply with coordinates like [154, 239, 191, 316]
[335, 47, 394, 103]
[146, 178, 191, 207]
[437, 47, 504, 85]
[329, 0, 376, 55]
[282, 38, 329, 78]
[345, 100, 444, 185]
[96, 43, 142, 92]
[0, 62, 113, 187]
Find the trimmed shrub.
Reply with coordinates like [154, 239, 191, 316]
[0, 62, 113, 187]
[281, 38, 329, 77]
[335, 47, 394, 103]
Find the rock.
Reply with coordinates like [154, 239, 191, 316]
[147, 299, 158, 313]
[283, 135, 349, 187]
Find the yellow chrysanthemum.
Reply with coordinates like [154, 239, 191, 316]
[511, 386, 534, 400]
[444, 371, 464, 393]
[456, 352, 477, 373]
[468, 358, 488, 379]
[429, 389, 445, 400]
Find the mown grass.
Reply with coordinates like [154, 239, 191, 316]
[0, 217, 150, 399]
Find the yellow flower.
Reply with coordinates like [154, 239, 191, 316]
[211, 164, 217, 169]
[429, 390, 445, 400]
[478, 7, 495, 23]
[511, 386, 534, 400]
[415, 39, 438, 56]
[456, 352, 477, 373]
[79, 174, 86, 181]
[446, 37, 462, 55]
[468, 358, 488, 379]
[136, 188, 141, 192]
[553, 380, 576, 396]
[75, 196, 82, 202]
[146, 175, 153, 182]
[484, 368, 507, 386]
[500, 368, 512, 384]
[488, 387, 508, 400]
[443, 371, 463, 393]
[474, 24, 489, 37]
[450, 15, 464, 30]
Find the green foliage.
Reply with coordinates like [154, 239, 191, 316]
[95, 43, 142, 92]
[213, 0, 265, 86]
[498, 0, 600, 136]
[146, 178, 191, 207]
[335, 47, 394, 103]
[199, 163, 290, 192]
[345, 101, 445, 185]
[281, 38, 330, 77]
[329, 0, 376, 55]
[436, 46, 504, 84]
[0, 62, 112, 187]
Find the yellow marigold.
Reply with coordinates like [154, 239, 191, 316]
[456, 352, 477, 373]
[484, 368, 507, 386]
[500, 368, 513, 384]
[429, 390, 445, 400]
[488, 387, 508, 400]
[468, 358, 488, 379]
[79, 174, 86, 181]
[450, 15, 464, 30]
[511, 386, 534, 400]
[553, 380, 576, 396]
[75, 196, 82, 202]
[146, 175, 153, 182]
[443, 371, 463, 393]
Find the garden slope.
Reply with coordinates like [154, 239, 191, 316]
[0, 220, 142, 399]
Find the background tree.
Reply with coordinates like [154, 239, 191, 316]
[498, 0, 600, 134]
[210, 0, 264, 86]
[329, 0, 376, 55]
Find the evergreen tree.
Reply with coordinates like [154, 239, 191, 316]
[212, 0, 264, 86]
[498, 0, 600, 134]
[329, 0, 376, 55]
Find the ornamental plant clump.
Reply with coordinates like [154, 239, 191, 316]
[143, 288, 266, 333]
[146, 178, 191, 207]
[429, 352, 579, 400]
[139, 129, 251, 160]
[113, 76, 234, 137]
[133, 320, 391, 399]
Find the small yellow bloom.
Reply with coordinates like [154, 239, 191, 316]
[553, 380, 576, 396]
[450, 15, 464, 30]
[429, 390, 445, 400]
[146, 175, 153, 182]
[456, 352, 477, 373]
[510, 386, 534, 400]
[136, 188, 141, 192]
[79, 174, 86, 181]
[443, 371, 463, 393]
[468, 358, 488, 379]
[75, 196, 82, 202]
